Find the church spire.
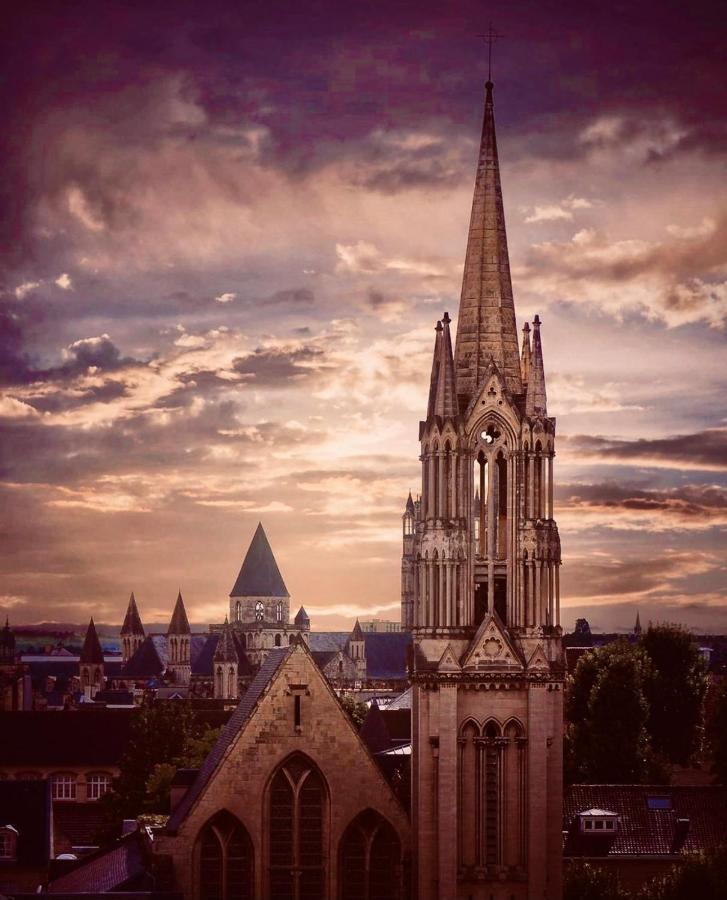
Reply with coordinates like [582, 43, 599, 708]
[525, 315, 547, 417]
[454, 80, 523, 408]
[121, 591, 145, 637]
[168, 591, 191, 635]
[429, 312, 458, 420]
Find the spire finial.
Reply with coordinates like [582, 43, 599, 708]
[477, 23, 502, 83]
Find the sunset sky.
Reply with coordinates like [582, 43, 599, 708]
[1, 0, 725, 632]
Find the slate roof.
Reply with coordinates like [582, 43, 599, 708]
[121, 592, 145, 637]
[80, 619, 104, 665]
[167, 593, 191, 635]
[307, 632, 411, 680]
[564, 785, 727, 857]
[54, 802, 107, 849]
[122, 636, 164, 678]
[0, 779, 52, 866]
[294, 606, 310, 627]
[0, 710, 134, 767]
[229, 522, 289, 598]
[387, 687, 412, 710]
[166, 647, 292, 833]
[190, 632, 253, 677]
[48, 830, 148, 893]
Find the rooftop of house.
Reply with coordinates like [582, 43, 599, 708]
[564, 785, 727, 857]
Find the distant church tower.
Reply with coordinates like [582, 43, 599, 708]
[403, 80, 564, 900]
[121, 591, 145, 663]
[79, 618, 105, 700]
[228, 522, 309, 667]
[213, 617, 238, 701]
[167, 591, 192, 684]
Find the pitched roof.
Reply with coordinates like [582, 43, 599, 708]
[307, 632, 411, 680]
[229, 522, 289, 598]
[213, 621, 237, 663]
[121, 592, 145, 637]
[453, 79, 523, 408]
[166, 647, 292, 833]
[0, 779, 52, 866]
[80, 618, 104, 664]
[53, 801, 107, 849]
[167, 592, 191, 635]
[294, 606, 310, 627]
[122, 635, 164, 677]
[48, 830, 147, 892]
[564, 785, 727, 857]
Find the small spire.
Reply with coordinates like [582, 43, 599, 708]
[351, 618, 364, 641]
[426, 321, 443, 419]
[520, 321, 531, 386]
[525, 315, 547, 417]
[168, 591, 191, 635]
[294, 606, 310, 629]
[214, 617, 237, 663]
[634, 611, 642, 635]
[80, 618, 104, 664]
[121, 591, 145, 637]
[405, 491, 415, 515]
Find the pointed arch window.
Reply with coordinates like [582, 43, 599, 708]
[236, 601, 242, 623]
[255, 601, 264, 622]
[339, 809, 401, 900]
[197, 810, 254, 900]
[269, 754, 326, 900]
[276, 601, 283, 622]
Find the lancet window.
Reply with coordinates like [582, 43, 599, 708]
[339, 809, 402, 900]
[457, 718, 526, 873]
[197, 810, 253, 900]
[268, 754, 326, 900]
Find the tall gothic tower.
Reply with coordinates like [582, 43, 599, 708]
[403, 80, 564, 900]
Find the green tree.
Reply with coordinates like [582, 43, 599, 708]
[99, 700, 210, 826]
[566, 642, 653, 783]
[145, 725, 221, 812]
[638, 846, 727, 900]
[640, 624, 708, 766]
[706, 680, 727, 784]
[338, 693, 369, 729]
[564, 860, 630, 900]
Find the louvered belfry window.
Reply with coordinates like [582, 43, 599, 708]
[269, 755, 326, 900]
[197, 811, 254, 900]
[339, 810, 401, 900]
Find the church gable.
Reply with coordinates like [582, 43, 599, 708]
[164, 643, 409, 844]
[460, 611, 524, 672]
[437, 643, 462, 673]
[526, 642, 551, 672]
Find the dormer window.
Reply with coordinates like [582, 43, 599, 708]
[579, 809, 618, 834]
[0, 826, 18, 860]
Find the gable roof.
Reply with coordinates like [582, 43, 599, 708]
[308, 632, 411, 680]
[229, 522, 289, 598]
[48, 830, 148, 893]
[122, 635, 164, 677]
[564, 785, 727, 857]
[167, 647, 292, 833]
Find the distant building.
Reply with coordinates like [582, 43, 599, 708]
[359, 618, 402, 633]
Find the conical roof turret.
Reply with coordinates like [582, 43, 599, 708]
[80, 618, 104, 664]
[294, 606, 310, 629]
[121, 591, 145, 637]
[351, 618, 364, 641]
[454, 80, 523, 408]
[168, 591, 191, 635]
[230, 523, 289, 598]
[404, 491, 415, 515]
[525, 315, 547, 417]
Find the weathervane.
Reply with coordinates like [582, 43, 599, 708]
[477, 23, 502, 82]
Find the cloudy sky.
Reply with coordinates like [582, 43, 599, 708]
[1, 0, 725, 632]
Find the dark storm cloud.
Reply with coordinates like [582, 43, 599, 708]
[563, 428, 727, 471]
[558, 482, 727, 524]
[232, 346, 333, 386]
